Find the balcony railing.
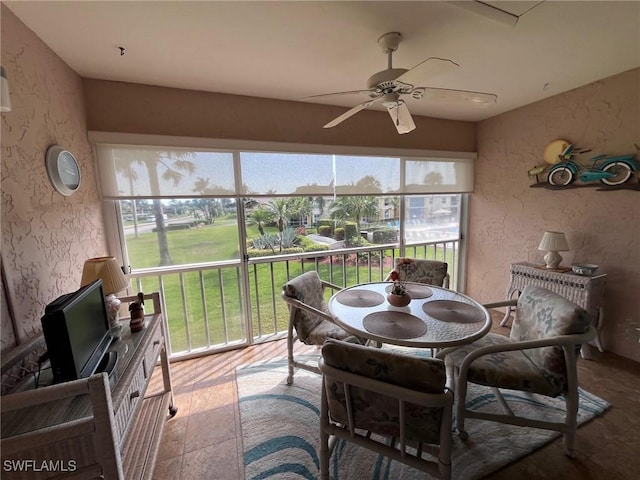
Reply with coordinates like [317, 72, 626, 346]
[129, 239, 460, 360]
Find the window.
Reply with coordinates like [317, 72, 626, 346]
[92, 135, 473, 356]
[119, 198, 239, 268]
[405, 195, 460, 244]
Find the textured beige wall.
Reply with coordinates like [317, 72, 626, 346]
[1, 5, 107, 350]
[2, 4, 638, 362]
[468, 68, 640, 362]
[82, 79, 477, 153]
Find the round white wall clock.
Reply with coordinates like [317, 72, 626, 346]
[45, 145, 81, 196]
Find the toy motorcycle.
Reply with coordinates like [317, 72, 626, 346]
[547, 144, 638, 186]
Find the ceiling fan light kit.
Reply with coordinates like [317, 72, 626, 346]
[307, 31, 497, 134]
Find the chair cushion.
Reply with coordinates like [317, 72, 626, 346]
[510, 285, 591, 392]
[323, 338, 446, 392]
[283, 271, 332, 343]
[450, 287, 590, 397]
[394, 258, 448, 287]
[511, 285, 591, 341]
[306, 320, 355, 345]
[322, 339, 447, 444]
[447, 334, 566, 397]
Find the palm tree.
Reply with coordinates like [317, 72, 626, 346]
[330, 196, 379, 244]
[287, 197, 312, 226]
[265, 199, 289, 233]
[315, 196, 326, 216]
[424, 171, 443, 185]
[264, 199, 291, 252]
[248, 206, 273, 236]
[389, 196, 400, 221]
[113, 149, 195, 266]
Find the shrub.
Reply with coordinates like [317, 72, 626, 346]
[318, 225, 332, 237]
[317, 219, 335, 234]
[247, 247, 305, 258]
[295, 226, 307, 236]
[298, 235, 330, 252]
[334, 227, 345, 241]
[302, 243, 330, 253]
[372, 228, 398, 244]
[344, 222, 358, 242]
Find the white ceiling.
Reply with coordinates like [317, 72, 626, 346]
[5, 1, 640, 122]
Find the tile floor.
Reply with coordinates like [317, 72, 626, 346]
[151, 315, 640, 480]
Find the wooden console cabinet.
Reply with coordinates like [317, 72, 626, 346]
[1, 292, 176, 480]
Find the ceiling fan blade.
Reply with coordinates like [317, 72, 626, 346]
[386, 101, 416, 134]
[323, 96, 384, 129]
[394, 57, 460, 88]
[301, 89, 374, 101]
[420, 86, 497, 104]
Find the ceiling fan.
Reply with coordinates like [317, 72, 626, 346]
[304, 32, 497, 134]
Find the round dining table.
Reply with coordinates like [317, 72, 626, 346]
[328, 282, 492, 349]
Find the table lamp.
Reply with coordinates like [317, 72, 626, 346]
[538, 231, 569, 269]
[81, 256, 129, 337]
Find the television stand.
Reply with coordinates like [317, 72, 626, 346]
[1, 292, 175, 480]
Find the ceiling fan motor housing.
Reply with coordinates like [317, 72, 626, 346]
[367, 68, 409, 92]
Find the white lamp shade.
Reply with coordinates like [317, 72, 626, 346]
[1, 66, 11, 113]
[538, 231, 569, 252]
[81, 256, 129, 295]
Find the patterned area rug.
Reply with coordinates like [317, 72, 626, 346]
[237, 357, 609, 480]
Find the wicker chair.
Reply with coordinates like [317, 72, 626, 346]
[438, 285, 595, 456]
[319, 338, 453, 480]
[385, 257, 450, 288]
[281, 271, 358, 385]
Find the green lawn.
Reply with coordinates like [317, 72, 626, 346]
[125, 220, 457, 354]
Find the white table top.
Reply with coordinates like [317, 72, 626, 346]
[328, 282, 492, 349]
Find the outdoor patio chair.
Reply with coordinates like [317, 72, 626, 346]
[438, 285, 595, 457]
[281, 271, 360, 385]
[319, 338, 454, 480]
[385, 257, 450, 288]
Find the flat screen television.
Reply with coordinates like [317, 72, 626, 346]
[41, 279, 114, 383]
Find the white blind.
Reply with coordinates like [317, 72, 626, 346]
[240, 152, 334, 196]
[96, 145, 236, 198]
[335, 155, 401, 194]
[404, 158, 474, 194]
[95, 144, 473, 199]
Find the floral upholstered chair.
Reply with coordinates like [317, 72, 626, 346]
[386, 257, 450, 288]
[319, 338, 454, 480]
[438, 285, 595, 456]
[281, 271, 360, 385]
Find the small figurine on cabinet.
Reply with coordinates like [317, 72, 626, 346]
[128, 292, 145, 332]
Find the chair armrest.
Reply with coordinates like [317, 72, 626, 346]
[436, 327, 595, 361]
[482, 299, 518, 309]
[321, 280, 344, 293]
[281, 293, 337, 323]
[458, 327, 596, 369]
